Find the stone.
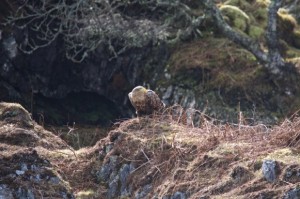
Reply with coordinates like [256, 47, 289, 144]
[107, 172, 120, 199]
[49, 177, 60, 184]
[283, 187, 300, 199]
[0, 185, 14, 199]
[15, 170, 25, 175]
[15, 188, 35, 199]
[119, 163, 135, 197]
[171, 192, 187, 199]
[96, 155, 119, 182]
[262, 160, 277, 182]
[135, 184, 152, 199]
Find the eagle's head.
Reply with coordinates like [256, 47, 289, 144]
[129, 86, 147, 103]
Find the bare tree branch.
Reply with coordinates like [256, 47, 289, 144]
[201, 0, 295, 77]
[265, 0, 286, 75]
[4, 0, 204, 62]
[202, 0, 268, 62]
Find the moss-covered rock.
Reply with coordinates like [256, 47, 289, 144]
[278, 8, 298, 45]
[223, 0, 252, 10]
[255, 0, 270, 7]
[292, 29, 300, 48]
[219, 5, 250, 32]
[248, 25, 265, 39]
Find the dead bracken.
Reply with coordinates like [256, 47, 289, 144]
[1, 102, 300, 198]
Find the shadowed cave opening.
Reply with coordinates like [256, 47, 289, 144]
[31, 92, 123, 149]
[32, 91, 121, 126]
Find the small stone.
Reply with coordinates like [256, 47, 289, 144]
[283, 187, 300, 199]
[15, 170, 25, 175]
[50, 177, 60, 184]
[119, 163, 135, 197]
[162, 86, 173, 100]
[15, 188, 35, 199]
[171, 192, 187, 199]
[107, 173, 119, 199]
[262, 160, 277, 182]
[105, 144, 114, 154]
[20, 163, 28, 171]
[135, 184, 152, 199]
[0, 184, 14, 199]
[96, 155, 118, 182]
[31, 174, 41, 183]
[30, 165, 38, 171]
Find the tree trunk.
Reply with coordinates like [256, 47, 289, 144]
[265, 0, 286, 76]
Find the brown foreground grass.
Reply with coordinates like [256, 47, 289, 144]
[66, 109, 300, 198]
[1, 103, 300, 198]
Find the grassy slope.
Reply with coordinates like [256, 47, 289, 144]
[1, 104, 300, 198]
[67, 112, 300, 198]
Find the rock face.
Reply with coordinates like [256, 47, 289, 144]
[0, 30, 169, 124]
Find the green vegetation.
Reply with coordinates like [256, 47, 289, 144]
[219, 5, 250, 32]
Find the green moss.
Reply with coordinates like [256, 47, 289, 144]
[293, 30, 300, 48]
[248, 25, 264, 39]
[278, 9, 297, 32]
[286, 46, 300, 58]
[278, 9, 298, 26]
[252, 7, 268, 27]
[255, 0, 270, 7]
[234, 18, 248, 32]
[168, 38, 257, 74]
[224, 0, 252, 10]
[220, 5, 250, 32]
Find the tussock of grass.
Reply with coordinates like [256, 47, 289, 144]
[2, 102, 300, 198]
[94, 107, 300, 198]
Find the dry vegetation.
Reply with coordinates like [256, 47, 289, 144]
[70, 107, 300, 198]
[119, 116, 297, 197]
[1, 103, 300, 198]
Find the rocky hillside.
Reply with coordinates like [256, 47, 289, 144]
[1, 102, 300, 198]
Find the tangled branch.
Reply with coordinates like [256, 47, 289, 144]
[5, 0, 205, 62]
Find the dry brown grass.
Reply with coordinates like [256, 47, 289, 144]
[2, 102, 300, 198]
[96, 107, 300, 198]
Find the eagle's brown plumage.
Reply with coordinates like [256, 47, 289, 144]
[128, 86, 165, 116]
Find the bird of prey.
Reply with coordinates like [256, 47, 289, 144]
[128, 86, 165, 117]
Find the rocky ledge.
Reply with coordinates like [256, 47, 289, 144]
[0, 102, 74, 198]
[1, 102, 300, 199]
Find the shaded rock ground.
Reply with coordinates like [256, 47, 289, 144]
[1, 102, 300, 198]
[0, 102, 74, 198]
